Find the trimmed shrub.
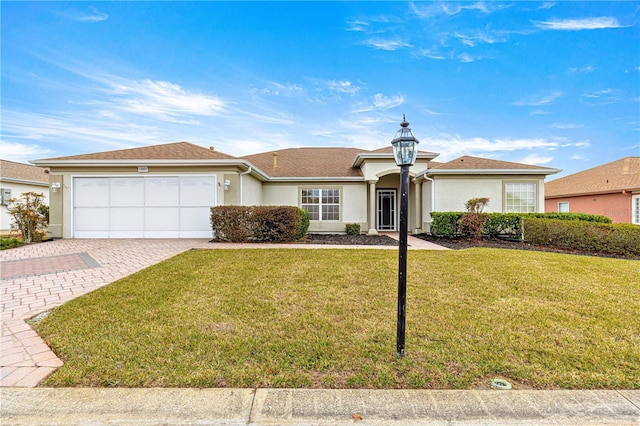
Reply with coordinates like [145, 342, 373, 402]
[210, 206, 308, 243]
[345, 223, 361, 236]
[523, 218, 640, 257]
[431, 211, 612, 240]
[458, 213, 488, 240]
[430, 212, 462, 238]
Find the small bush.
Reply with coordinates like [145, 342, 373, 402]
[458, 213, 488, 240]
[0, 237, 24, 250]
[210, 206, 308, 243]
[523, 218, 640, 257]
[345, 223, 361, 236]
[430, 212, 462, 238]
[6, 192, 49, 243]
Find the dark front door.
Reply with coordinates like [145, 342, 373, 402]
[377, 189, 396, 231]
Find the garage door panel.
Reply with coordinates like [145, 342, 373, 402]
[110, 231, 144, 238]
[146, 177, 179, 207]
[110, 208, 144, 231]
[181, 177, 216, 207]
[75, 178, 110, 207]
[180, 207, 212, 231]
[111, 178, 144, 207]
[75, 208, 110, 231]
[145, 207, 180, 231]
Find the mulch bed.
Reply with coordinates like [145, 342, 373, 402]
[300, 233, 398, 246]
[303, 233, 638, 260]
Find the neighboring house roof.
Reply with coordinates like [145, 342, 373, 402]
[0, 159, 49, 185]
[244, 147, 365, 179]
[427, 156, 560, 175]
[545, 157, 640, 198]
[37, 141, 237, 161]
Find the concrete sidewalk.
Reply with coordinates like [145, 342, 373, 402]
[2, 388, 639, 425]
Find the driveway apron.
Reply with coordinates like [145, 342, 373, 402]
[0, 239, 210, 387]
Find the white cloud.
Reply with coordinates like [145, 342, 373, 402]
[0, 141, 53, 163]
[353, 94, 404, 112]
[568, 66, 595, 74]
[363, 39, 412, 51]
[538, 2, 556, 10]
[63, 6, 109, 22]
[513, 92, 562, 107]
[520, 154, 554, 165]
[326, 80, 360, 94]
[107, 78, 225, 119]
[457, 53, 477, 63]
[552, 123, 583, 129]
[534, 17, 622, 31]
[346, 20, 368, 32]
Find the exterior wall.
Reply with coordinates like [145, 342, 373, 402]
[360, 159, 428, 181]
[0, 181, 49, 233]
[240, 174, 263, 206]
[545, 192, 633, 224]
[262, 181, 368, 233]
[432, 175, 547, 214]
[46, 166, 239, 239]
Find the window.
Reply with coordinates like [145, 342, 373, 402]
[505, 182, 537, 213]
[301, 188, 340, 221]
[558, 202, 569, 213]
[633, 195, 640, 225]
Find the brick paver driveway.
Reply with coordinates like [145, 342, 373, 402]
[1, 239, 210, 387]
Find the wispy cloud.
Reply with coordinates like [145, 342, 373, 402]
[353, 93, 404, 113]
[0, 141, 53, 163]
[568, 65, 595, 74]
[552, 123, 583, 129]
[410, 2, 505, 19]
[346, 20, 368, 32]
[63, 6, 109, 22]
[513, 92, 563, 107]
[363, 39, 412, 51]
[326, 80, 360, 94]
[104, 78, 225, 121]
[534, 17, 622, 31]
[255, 82, 303, 97]
[520, 154, 554, 165]
[423, 135, 563, 161]
[538, 2, 556, 10]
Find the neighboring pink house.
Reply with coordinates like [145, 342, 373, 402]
[545, 157, 640, 224]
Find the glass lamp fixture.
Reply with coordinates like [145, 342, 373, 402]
[390, 114, 420, 166]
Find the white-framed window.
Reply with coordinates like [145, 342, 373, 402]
[301, 188, 340, 221]
[558, 202, 569, 213]
[505, 182, 537, 213]
[633, 195, 640, 225]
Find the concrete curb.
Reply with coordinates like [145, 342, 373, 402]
[2, 388, 639, 425]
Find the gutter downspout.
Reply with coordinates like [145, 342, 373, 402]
[239, 166, 252, 206]
[424, 175, 435, 233]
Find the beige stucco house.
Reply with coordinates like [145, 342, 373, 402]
[32, 142, 559, 239]
[0, 159, 50, 234]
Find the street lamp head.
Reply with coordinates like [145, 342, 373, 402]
[390, 114, 420, 166]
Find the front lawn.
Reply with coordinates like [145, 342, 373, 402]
[35, 248, 640, 389]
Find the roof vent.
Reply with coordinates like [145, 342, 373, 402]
[209, 146, 215, 151]
[273, 152, 278, 168]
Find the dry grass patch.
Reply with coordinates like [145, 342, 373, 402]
[35, 248, 640, 389]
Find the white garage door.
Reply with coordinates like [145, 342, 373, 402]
[73, 176, 216, 238]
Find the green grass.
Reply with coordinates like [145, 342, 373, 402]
[35, 248, 640, 389]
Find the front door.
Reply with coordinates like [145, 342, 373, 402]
[377, 189, 396, 231]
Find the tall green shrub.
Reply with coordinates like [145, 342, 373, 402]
[523, 218, 640, 257]
[210, 205, 308, 243]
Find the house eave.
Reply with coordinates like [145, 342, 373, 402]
[351, 152, 438, 167]
[0, 177, 49, 186]
[427, 168, 561, 176]
[31, 159, 271, 181]
[545, 187, 640, 199]
[267, 176, 364, 183]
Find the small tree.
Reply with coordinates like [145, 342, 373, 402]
[7, 192, 49, 243]
[458, 197, 490, 240]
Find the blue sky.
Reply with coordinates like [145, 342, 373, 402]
[1, 1, 639, 178]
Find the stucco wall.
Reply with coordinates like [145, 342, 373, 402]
[432, 175, 546, 214]
[0, 181, 49, 233]
[263, 181, 368, 233]
[545, 192, 633, 223]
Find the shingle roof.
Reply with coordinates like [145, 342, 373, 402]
[431, 156, 556, 171]
[37, 141, 237, 161]
[545, 157, 640, 197]
[0, 160, 49, 184]
[243, 147, 364, 178]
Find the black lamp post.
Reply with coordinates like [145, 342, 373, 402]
[390, 114, 419, 358]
